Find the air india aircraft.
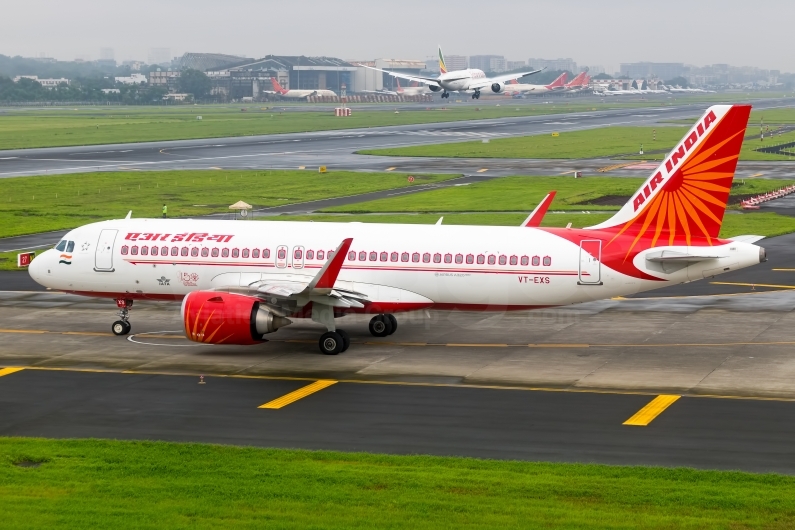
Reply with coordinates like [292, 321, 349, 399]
[29, 105, 764, 354]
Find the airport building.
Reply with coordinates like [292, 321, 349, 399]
[148, 70, 181, 92]
[349, 59, 426, 92]
[12, 75, 70, 88]
[506, 60, 526, 71]
[173, 53, 251, 72]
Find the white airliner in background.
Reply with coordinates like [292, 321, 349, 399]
[359, 46, 543, 99]
[504, 72, 568, 96]
[29, 105, 764, 355]
[270, 78, 337, 99]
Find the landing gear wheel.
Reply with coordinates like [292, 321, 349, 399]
[337, 329, 351, 352]
[385, 314, 398, 335]
[369, 315, 393, 338]
[319, 331, 343, 355]
[112, 320, 130, 336]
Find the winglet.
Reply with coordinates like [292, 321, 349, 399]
[308, 238, 353, 291]
[125, 210, 132, 220]
[436, 217, 443, 225]
[522, 191, 556, 227]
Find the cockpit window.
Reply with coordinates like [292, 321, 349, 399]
[66, 241, 75, 253]
[55, 240, 67, 251]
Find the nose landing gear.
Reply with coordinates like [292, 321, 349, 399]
[112, 298, 133, 336]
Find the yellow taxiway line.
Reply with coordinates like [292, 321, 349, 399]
[385, 167, 396, 171]
[477, 168, 489, 173]
[0, 367, 25, 378]
[623, 395, 681, 426]
[710, 282, 795, 290]
[259, 380, 338, 409]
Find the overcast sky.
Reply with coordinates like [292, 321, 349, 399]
[2, 0, 793, 72]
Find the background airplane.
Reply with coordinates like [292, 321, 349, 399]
[360, 46, 542, 99]
[270, 78, 337, 99]
[504, 72, 568, 96]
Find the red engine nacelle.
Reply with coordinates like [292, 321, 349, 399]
[181, 291, 291, 345]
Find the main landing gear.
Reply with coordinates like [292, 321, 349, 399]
[313, 309, 398, 355]
[441, 91, 450, 99]
[112, 298, 133, 336]
[471, 90, 481, 100]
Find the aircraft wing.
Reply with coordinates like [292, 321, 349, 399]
[357, 64, 440, 87]
[468, 68, 544, 90]
[218, 238, 368, 312]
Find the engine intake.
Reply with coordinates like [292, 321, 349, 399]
[181, 291, 291, 345]
[491, 82, 504, 93]
[428, 85, 441, 92]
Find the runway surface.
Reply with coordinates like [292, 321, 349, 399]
[2, 98, 792, 179]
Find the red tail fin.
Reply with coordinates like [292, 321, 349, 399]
[589, 105, 752, 250]
[547, 73, 567, 89]
[270, 78, 287, 94]
[565, 72, 586, 88]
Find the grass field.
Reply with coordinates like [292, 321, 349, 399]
[0, 169, 453, 239]
[320, 176, 795, 214]
[0, 103, 658, 150]
[2, 438, 795, 529]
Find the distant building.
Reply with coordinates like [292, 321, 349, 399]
[13, 75, 69, 88]
[148, 48, 172, 66]
[583, 65, 605, 75]
[100, 48, 115, 61]
[115, 74, 148, 85]
[528, 58, 577, 72]
[444, 55, 468, 71]
[620, 62, 686, 81]
[148, 70, 181, 92]
[469, 55, 505, 72]
[101, 88, 120, 94]
[506, 60, 526, 71]
[122, 60, 145, 71]
[173, 52, 251, 72]
[162, 93, 191, 102]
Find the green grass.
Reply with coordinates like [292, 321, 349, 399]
[0, 169, 454, 239]
[2, 438, 795, 529]
[320, 175, 795, 214]
[0, 103, 662, 150]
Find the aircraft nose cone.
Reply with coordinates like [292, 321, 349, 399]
[28, 251, 46, 284]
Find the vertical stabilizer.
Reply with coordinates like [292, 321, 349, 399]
[438, 46, 447, 74]
[547, 73, 568, 89]
[270, 78, 287, 95]
[587, 105, 752, 250]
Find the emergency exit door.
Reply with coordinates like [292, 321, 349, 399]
[578, 240, 602, 285]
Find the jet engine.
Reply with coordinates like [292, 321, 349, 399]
[181, 291, 291, 345]
[428, 85, 441, 92]
[491, 82, 505, 94]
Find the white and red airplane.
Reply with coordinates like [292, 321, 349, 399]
[504, 72, 568, 96]
[29, 105, 764, 355]
[269, 78, 337, 99]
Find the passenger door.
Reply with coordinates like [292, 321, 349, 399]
[578, 240, 602, 285]
[94, 229, 118, 272]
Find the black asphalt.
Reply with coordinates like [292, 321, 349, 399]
[0, 368, 793, 473]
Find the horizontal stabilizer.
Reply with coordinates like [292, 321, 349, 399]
[728, 235, 765, 244]
[645, 250, 725, 262]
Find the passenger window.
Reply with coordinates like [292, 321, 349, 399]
[307, 250, 315, 260]
[543, 256, 552, 266]
[263, 249, 270, 258]
[477, 254, 485, 265]
[232, 248, 240, 258]
[151, 246, 158, 256]
[55, 240, 67, 251]
[412, 253, 420, 263]
[358, 251, 366, 261]
[401, 252, 409, 262]
[141, 246, 149, 256]
[201, 248, 209, 257]
[390, 252, 398, 262]
[242, 249, 250, 258]
[380, 252, 388, 262]
[328, 251, 334, 258]
[191, 248, 199, 257]
[444, 254, 452, 263]
[521, 256, 529, 266]
[422, 253, 430, 263]
[164, 246, 171, 256]
[499, 256, 507, 265]
[317, 250, 324, 260]
[66, 241, 75, 253]
[488, 255, 496, 265]
[466, 254, 473, 264]
[181, 247, 189, 256]
[532, 256, 540, 266]
[211, 248, 219, 258]
[121, 245, 128, 255]
[510, 256, 518, 266]
[131, 246, 139, 256]
[293, 249, 302, 260]
[369, 252, 377, 261]
[277, 248, 285, 259]
[433, 253, 441, 263]
[347, 251, 355, 261]
[222, 248, 230, 258]
[252, 249, 260, 259]
[455, 254, 463, 264]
